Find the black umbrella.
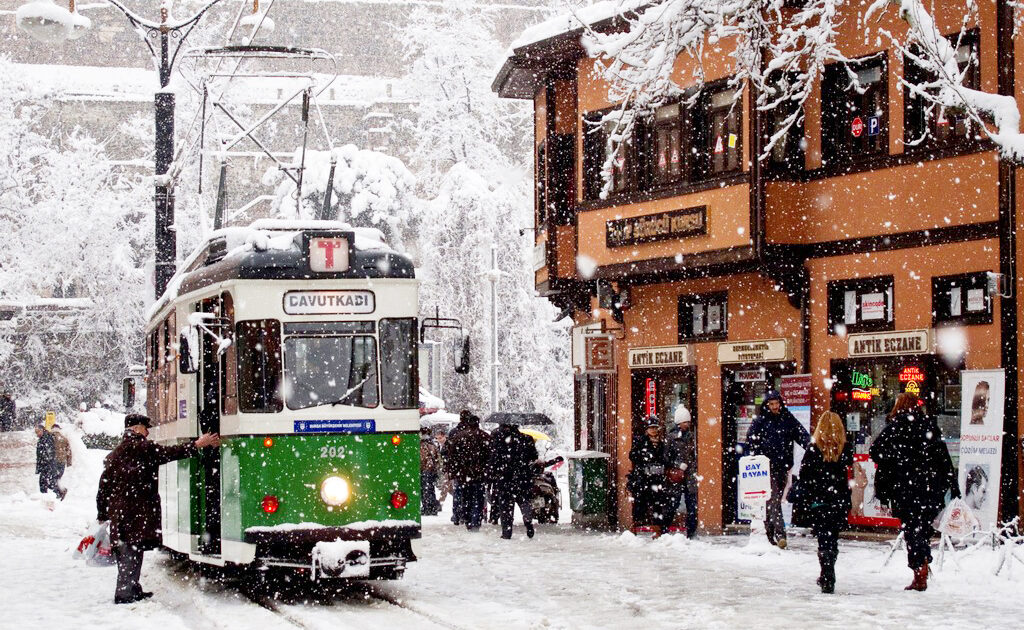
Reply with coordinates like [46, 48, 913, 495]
[483, 412, 554, 426]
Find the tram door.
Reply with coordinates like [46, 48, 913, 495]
[197, 297, 222, 555]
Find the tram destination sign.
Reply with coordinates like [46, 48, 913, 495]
[848, 329, 931, 357]
[606, 206, 707, 248]
[628, 345, 692, 369]
[283, 290, 375, 315]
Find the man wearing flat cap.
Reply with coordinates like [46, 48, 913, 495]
[96, 413, 219, 604]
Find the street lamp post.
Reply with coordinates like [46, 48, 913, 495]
[17, 0, 234, 298]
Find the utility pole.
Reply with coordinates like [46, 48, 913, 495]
[488, 243, 499, 415]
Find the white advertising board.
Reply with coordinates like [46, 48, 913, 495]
[738, 455, 771, 521]
[959, 369, 1005, 531]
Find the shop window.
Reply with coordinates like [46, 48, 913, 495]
[932, 271, 992, 326]
[904, 30, 980, 151]
[762, 73, 805, 174]
[822, 54, 888, 165]
[827, 276, 894, 335]
[678, 292, 728, 342]
[535, 142, 547, 227]
[699, 86, 743, 176]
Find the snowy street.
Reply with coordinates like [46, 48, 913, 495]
[3, 430, 1022, 630]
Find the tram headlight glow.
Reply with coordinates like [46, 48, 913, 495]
[320, 476, 351, 506]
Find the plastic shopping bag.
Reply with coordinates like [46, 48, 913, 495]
[74, 522, 114, 566]
[936, 498, 980, 538]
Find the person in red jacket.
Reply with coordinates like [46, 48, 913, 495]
[97, 414, 219, 604]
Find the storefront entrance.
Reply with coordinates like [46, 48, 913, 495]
[721, 362, 795, 523]
[629, 367, 697, 439]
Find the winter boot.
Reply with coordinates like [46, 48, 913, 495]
[525, 521, 535, 539]
[905, 562, 928, 591]
[819, 564, 836, 594]
[650, 526, 663, 539]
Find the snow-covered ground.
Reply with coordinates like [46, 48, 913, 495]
[2, 430, 1021, 629]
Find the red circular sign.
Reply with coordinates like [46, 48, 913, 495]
[851, 116, 864, 137]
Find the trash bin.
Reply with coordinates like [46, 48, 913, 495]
[567, 451, 611, 525]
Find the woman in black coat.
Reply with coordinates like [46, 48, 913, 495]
[869, 393, 958, 592]
[797, 411, 853, 594]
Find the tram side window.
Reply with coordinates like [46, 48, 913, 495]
[236, 320, 283, 413]
[380, 318, 418, 409]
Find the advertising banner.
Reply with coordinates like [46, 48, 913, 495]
[738, 455, 771, 521]
[848, 454, 901, 528]
[780, 375, 812, 525]
[959, 370, 1005, 530]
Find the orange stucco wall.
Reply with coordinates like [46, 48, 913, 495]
[765, 152, 999, 244]
[613, 273, 801, 532]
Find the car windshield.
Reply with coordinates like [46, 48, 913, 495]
[284, 336, 378, 410]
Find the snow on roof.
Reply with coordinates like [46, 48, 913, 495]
[509, 0, 644, 50]
[10, 63, 410, 106]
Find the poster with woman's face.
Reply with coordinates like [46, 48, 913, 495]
[959, 370, 1005, 530]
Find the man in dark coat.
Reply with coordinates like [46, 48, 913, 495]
[870, 395, 958, 591]
[745, 390, 810, 548]
[444, 411, 490, 530]
[628, 416, 674, 537]
[488, 421, 539, 539]
[35, 423, 65, 499]
[667, 406, 698, 538]
[0, 392, 15, 431]
[97, 413, 219, 604]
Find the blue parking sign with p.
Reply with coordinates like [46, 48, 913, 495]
[868, 116, 880, 136]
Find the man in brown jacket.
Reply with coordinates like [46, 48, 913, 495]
[444, 411, 490, 530]
[97, 413, 219, 604]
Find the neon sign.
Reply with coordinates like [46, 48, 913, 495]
[852, 390, 872, 401]
[899, 366, 925, 383]
[851, 370, 874, 388]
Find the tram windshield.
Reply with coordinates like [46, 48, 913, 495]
[285, 336, 379, 409]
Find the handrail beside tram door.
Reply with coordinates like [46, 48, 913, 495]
[197, 300, 230, 555]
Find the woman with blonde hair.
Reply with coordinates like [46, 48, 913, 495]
[796, 411, 853, 593]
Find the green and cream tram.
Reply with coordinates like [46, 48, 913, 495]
[144, 220, 421, 580]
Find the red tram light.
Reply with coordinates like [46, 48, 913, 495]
[391, 435, 402, 446]
[262, 495, 280, 514]
[263, 437, 274, 448]
[390, 491, 408, 509]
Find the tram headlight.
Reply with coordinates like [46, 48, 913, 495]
[320, 475, 351, 506]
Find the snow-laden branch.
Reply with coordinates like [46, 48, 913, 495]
[869, 0, 1024, 160]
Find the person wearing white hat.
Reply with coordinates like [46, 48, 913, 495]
[668, 405, 698, 537]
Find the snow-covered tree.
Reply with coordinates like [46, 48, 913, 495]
[0, 56, 150, 412]
[400, 3, 573, 432]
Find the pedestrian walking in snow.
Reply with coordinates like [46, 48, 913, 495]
[488, 421, 539, 539]
[435, 428, 455, 506]
[34, 422, 65, 500]
[796, 411, 853, 594]
[0, 392, 15, 431]
[628, 416, 674, 538]
[96, 414, 219, 604]
[745, 390, 810, 548]
[444, 410, 490, 530]
[51, 423, 72, 498]
[869, 393, 958, 592]
[420, 426, 442, 516]
[667, 405, 698, 538]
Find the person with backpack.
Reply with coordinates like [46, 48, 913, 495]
[796, 411, 853, 594]
[51, 423, 72, 498]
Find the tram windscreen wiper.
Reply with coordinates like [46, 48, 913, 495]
[324, 375, 372, 407]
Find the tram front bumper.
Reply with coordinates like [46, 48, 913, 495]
[244, 524, 420, 568]
[311, 540, 371, 579]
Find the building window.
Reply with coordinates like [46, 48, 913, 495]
[932, 271, 992, 326]
[678, 292, 728, 342]
[700, 86, 743, 176]
[827, 276, 895, 335]
[762, 73, 805, 174]
[582, 113, 636, 200]
[535, 141, 547, 227]
[651, 102, 693, 186]
[822, 54, 888, 165]
[904, 30, 980, 151]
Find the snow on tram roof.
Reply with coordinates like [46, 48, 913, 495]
[146, 220, 402, 321]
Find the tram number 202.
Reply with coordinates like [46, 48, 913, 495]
[320, 445, 348, 459]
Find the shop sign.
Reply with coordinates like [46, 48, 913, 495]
[848, 329, 931, 357]
[734, 367, 765, 383]
[717, 338, 790, 364]
[571, 323, 604, 372]
[605, 206, 707, 248]
[533, 242, 546, 272]
[628, 345, 692, 369]
[584, 336, 615, 374]
[959, 370, 1005, 530]
[645, 378, 657, 417]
